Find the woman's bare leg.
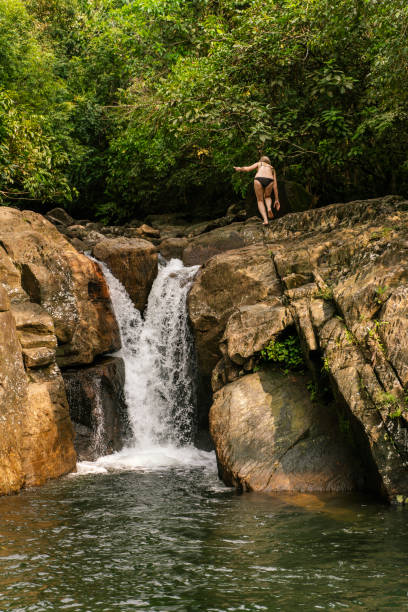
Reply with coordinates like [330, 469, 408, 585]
[264, 182, 274, 218]
[254, 180, 268, 225]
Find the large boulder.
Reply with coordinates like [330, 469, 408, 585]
[210, 369, 373, 493]
[188, 244, 281, 376]
[183, 219, 265, 266]
[92, 237, 158, 312]
[0, 285, 28, 495]
[0, 207, 120, 367]
[22, 376, 76, 487]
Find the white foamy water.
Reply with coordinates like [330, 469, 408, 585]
[76, 257, 215, 475]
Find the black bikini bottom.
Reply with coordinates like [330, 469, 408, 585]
[255, 177, 273, 187]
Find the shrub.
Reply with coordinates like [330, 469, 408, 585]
[259, 335, 304, 372]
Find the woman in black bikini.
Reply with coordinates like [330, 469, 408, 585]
[234, 156, 280, 225]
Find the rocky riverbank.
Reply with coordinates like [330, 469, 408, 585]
[1, 195, 408, 503]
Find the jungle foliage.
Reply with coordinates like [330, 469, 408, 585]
[1, 0, 407, 221]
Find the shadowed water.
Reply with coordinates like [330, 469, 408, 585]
[0, 465, 407, 611]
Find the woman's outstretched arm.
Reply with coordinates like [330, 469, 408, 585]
[234, 162, 259, 172]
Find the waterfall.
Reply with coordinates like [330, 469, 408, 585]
[90, 379, 107, 457]
[77, 257, 213, 473]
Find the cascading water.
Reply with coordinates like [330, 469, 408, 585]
[79, 257, 213, 472]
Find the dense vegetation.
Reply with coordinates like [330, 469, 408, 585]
[0, 0, 407, 222]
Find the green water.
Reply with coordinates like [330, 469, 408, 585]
[0, 464, 407, 611]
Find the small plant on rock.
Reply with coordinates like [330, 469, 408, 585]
[374, 285, 389, 305]
[314, 286, 334, 301]
[367, 319, 388, 354]
[259, 334, 304, 373]
[322, 357, 331, 373]
[306, 381, 318, 402]
[377, 391, 403, 419]
[344, 328, 356, 345]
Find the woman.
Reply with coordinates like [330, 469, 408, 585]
[234, 156, 280, 225]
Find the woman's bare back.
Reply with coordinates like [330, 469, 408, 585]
[255, 161, 274, 179]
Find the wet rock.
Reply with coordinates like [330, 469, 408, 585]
[93, 237, 158, 312]
[210, 369, 373, 493]
[63, 357, 128, 461]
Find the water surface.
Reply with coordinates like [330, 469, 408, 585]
[0, 463, 407, 611]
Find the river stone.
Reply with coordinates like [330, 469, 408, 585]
[210, 369, 369, 493]
[159, 237, 189, 260]
[46, 207, 74, 226]
[93, 237, 158, 312]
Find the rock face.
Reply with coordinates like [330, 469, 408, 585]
[0, 284, 76, 495]
[0, 207, 122, 495]
[93, 237, 158, 312]
[0, 208, 120, 367]
[210, 370, 376, 493]
[189, 244, 283, 377]
[63, 357, 128, 461]
[189, 195, 408, 502]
